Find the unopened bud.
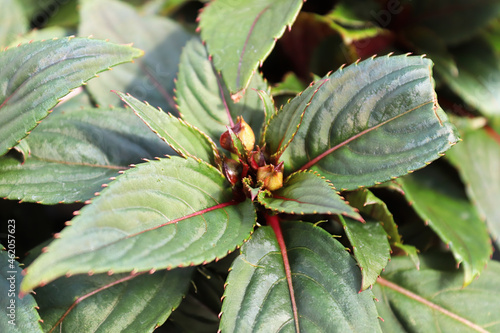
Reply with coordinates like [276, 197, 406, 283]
[219, 117, 255, 153]
[223, 157, 241, 185]
[257, 162, 284, 191]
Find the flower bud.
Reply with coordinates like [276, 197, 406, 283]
[223, 157, 241, 185]
[257, 162, 284, 191]
[219, 117, 255, 153]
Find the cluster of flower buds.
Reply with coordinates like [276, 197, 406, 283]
[219, 117, 284, 193]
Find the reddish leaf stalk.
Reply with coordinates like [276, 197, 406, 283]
[266, 213, 300, 333]
[48, 272, 145, 333]
[376, 277, 488, 333]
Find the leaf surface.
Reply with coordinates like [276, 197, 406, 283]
[279, 55, 459, 190]
[117, 91, 220, 166]
[340, 216, 391, 291]
[0, 247, 43, 333]
[399, 165, 492, 285]
[0, 106, 171, 204]
[374, 255, 500, 333]
[21, 157, 256, 292]
[176, 38, 268, 143]
[220, 222, 381, 333]
[199, 0, 303, 93]
[0, 0, 28, 48]
[0, 37, 142, 156]
[257, 170, 361, 219]
[447, 126, 500, 248]
[79, 0, 191, 111]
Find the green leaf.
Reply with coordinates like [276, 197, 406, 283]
[0, 246, 43, 333]
[35, 268, 193, 332]
[339, 216, 391, 291]
[116, 91, 220, 167]
[374, 255, 500, 333]
[399, 165, 492, 286]
[410, 0, 500, 45]
[436, 37, 500, 117]
[346, 188, 420, 268]
[220, 222, 381, 332]
[0, 37, 142, 156]
[257, 170, 361, 219]
[7, 26, 70, 47]
[0, 0, 29, 48]
[79, 0, 191, 111]
[0, 106, 171, 204]
[21, 157, 256, 293]
[447, 126, 500, 249]
[279, 55, 459, 190]
[199, 0, 303, 93]
[176, 38, 269, 143]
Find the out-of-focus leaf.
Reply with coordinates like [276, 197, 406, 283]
[176, 38, 269, 143]
[0, 37, 142, 156]
[436, 37, 500, 117]
[220, 222, 381, 332]
[117, 91, 220, 166]
[278, 55, 459, 190]
[199, 0, 303, 93]
[374, 255, 500, 333]
[0, 0, 28, 48]
[20, 157, 256, 293]
[0, 106, 171, 204]
[79, 0, 191, 111]
[7, 27, 70, 48]
[340, 216, 391, 290]
[0, 246, 43, 333]
[409, 0, 500, 45]
[447, 126, 500, 248]
[257, 170, 361, 219]
[399, 165, 492, 285]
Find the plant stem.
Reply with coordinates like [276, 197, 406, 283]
[266, 213, 300, 333]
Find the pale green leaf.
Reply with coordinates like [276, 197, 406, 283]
[199, 0, 303, 93]
[0, 0, 28, 48]
[21, 157, 256, 293]
[220, 222, 381, 332]
[278, 55, 459, 190]
[0, 37, 142, 156]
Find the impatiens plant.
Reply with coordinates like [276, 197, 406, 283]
[2, 0, 500, 332]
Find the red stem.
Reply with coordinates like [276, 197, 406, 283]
[265, 213, 300, 333]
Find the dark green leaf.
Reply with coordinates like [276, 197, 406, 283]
[0, 246, 43, 333]
[21, 157, 256, 292]
[220, 222, 381, 332]
[0, 37, 142, 156]
[258, 170, 361, 219]
[0, 106, 171, 204]
[117, 91, 220, 166]
[340, 216, 391, 290]
[447, 126, 500, 249]
[279, 55, 459, 190]
[79, 0, 191, 111]
[0, 0, 28, 48]
[176, 38, 269, 143]
[399, 165, 492, 285]
[436, 38, 500, 117]
[374, 255, 500, 333]
[199, 0, 303, 93]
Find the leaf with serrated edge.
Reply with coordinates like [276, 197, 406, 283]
[0, 37, 142, 156]
[79, 0, 191, 111]
[35, 268, 194, 332]
[447, 126, 500, 249]
[399, 165, 491, 286]
[256, 89, 276, 145]
[258, 170, 362, 219]
[279, 55, 459, 190]
[339, 215, 391, 291]
[199, 0, 303, 93]
[116, 91, 220, 166]
[374, 255, 500, 333]
[20, 157, 256, 292]
[346, 188, 420, 268]
[220, 222, 381, 332]
[0, 247, 43, 333]
[176, 38, 269, 143]
[0, 107, 171, 204]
